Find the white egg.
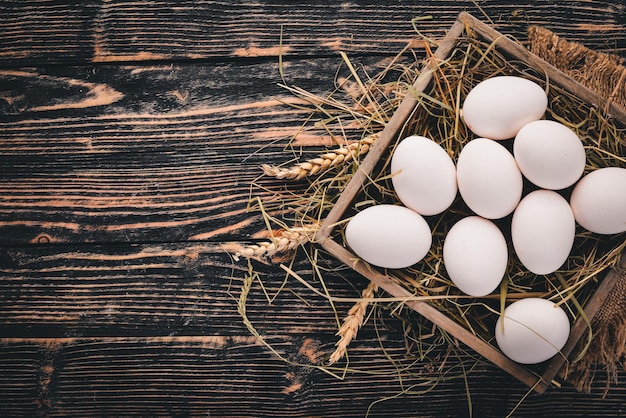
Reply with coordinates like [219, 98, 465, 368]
[514, 120, 586, 190]
[456, 138, 523, 219]
[495, 298, 570, 364]
[511, 190, 576, 275]
[462, 76, 548, 140]
[570, 167, 626, 234]
[443, 216, 508, 296]
[391, 135, 457, 216]
[345, 205, 432, 269]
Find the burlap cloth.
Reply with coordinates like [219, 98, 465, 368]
[528, 26, 626, 111]
[528, 26, 626, 395]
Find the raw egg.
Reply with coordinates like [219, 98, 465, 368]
[570, 167, 626, 234]
[456, 137, 523, 219]
[511, 190, 575, 275]
[495, 298, 570, 364]
[514, 120, 586, 190]
[462, 76, 548, 140]
[345, 204, 432, 269]
[443, 216, 508, 296]
[391, 135, 457, 216]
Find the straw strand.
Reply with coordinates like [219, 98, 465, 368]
[328, 281, 379, 365]
[261, 133, 380, 180]
[234, 223, 319, 261]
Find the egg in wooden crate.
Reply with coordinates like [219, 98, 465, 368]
[570, 167, 626, 234]
[461, 75, 548, 140]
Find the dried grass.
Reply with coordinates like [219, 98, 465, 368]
[234, 222, 320, 261]
[261, 133, 380, 180]
[328, 281, 379, 365]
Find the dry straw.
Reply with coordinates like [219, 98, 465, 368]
[239, 16, 626, 398]
[234, 222, 319, 261]
[328, 281, 379, 365]
[239, 47, 432, 371]
[261, 132, 380, 180]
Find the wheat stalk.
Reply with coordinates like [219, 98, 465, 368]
[261, 133, 380, 180]
[328, 281, 379, 365]
[234, 222, 319, 261]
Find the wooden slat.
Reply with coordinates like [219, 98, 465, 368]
[0, 57, 392, 245]
[0, 1, 624, 66]
[0, 1, 98, 65]
[0, 337, 624, 417]
[0, 241, 364, 336]
[0, 337, 472, 417]
[0, 159, 280, 244]
[0, 343, 42, 416]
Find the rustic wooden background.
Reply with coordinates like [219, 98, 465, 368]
[1, 1, 625, 416]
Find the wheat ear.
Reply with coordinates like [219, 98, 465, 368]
[234, 223, 319, 261]
[328, 281, 379, 365]
[262, 133, 380, 180]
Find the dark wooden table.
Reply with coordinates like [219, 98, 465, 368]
[1, 1, 625, 417]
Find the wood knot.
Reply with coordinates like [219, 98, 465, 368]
[31, 234, 53, 244]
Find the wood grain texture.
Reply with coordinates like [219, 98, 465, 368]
[2, 241, 625, 417]
[0, 241, 364, 337]
[0, 57, 391, 245]
[1, 337, 625, 417]
[1, 2, 626, 416]
[0, 0, 624, 66]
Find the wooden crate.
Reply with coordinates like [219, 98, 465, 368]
[315, 11, 626, 394]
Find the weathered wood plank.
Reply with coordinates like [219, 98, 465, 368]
[0, 57, 390, 245]
[0, 241, 361, 337]
[0, 337, 468, 417]
[0, 1, 624, 66]
[2, 240, 625, 415]
[0, 337, 624, 417]
[0, 158, 284, 245]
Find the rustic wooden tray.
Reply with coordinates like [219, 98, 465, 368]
[315, 12, 626, 394]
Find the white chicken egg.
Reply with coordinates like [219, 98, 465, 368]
[443, 216, 508, 296]
[511, 190, 576, 275]
[345, 204, 432, 269]
[391, 135, 458, 216]
[456, 138, 523, 219]
[462, 76, 548, 140]
[570, 167, 626, 234]
[495, 298, 570, 364]
[513, 120, 586, 190]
